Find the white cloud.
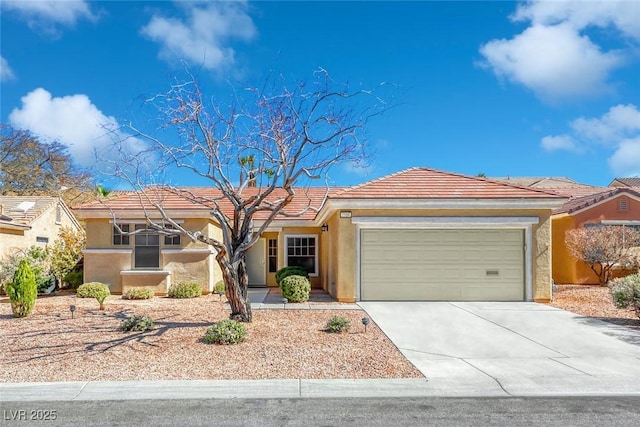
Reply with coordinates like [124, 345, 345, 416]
[543, 104, 640, 176]
[541, 135, 577, 151]
[608, 138, 640, 177]
[512, 0, 640, 40]
[570, 104, 640, 144]
[2, 0, 97, 34]
[0, 56, 15, 82]
[8, 88, 146, 170]
[479, 0, 638, 101]
[141, 1, 256, 71]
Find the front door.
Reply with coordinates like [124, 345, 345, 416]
[246, 238, 266, 287]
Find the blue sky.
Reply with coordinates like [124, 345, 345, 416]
[1, 0, 640, 188]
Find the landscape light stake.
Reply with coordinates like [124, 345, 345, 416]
[362, 317, 370, 333]
[216, 288, 225, 303]
[69, 305, 76, 319]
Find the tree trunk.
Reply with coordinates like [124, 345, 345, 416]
[221, 257, 252, 322]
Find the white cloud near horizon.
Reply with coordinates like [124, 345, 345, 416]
[140, 1, 256, 71]
[2, 0, 97, 35]
[479, 0, 639, 101]
[541, 134, 577, 152]
[0, 56, 15, 82]
[8, 88, 148, 172]
[543, 104, 640, 176]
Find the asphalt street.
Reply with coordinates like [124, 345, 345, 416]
[3, 397, 640, 427]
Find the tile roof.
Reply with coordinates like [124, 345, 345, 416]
[332, 167, 564, 199]
[553, 187, 640, 214]
[610, 177, 640, 187]
[74, 186, 338, 221]
[0, 196, 58, 227]
[492, 176, 581, 188]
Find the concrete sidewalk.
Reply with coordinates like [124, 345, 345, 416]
[3, 374, 640, 402]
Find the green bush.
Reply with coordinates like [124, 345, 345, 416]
[77, 282, 110, 310]
[275, 266, 309, 286]
[6, 259, 38, 318]
[325, 315, 351, 333]
[214, 280, 225, 295]
[202, 320, 247, 345]
[119, 315, 154, 332]
[609, 273, 640, 318]
[168, 281, 202, 298]
[123, 288, 155, 300]
[280, 275, 311, 303]
[63, 271, 83, 289]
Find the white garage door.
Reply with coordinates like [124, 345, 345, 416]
[360, 229, 524, 301]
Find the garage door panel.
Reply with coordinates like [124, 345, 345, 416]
[360, 229, 524, 301]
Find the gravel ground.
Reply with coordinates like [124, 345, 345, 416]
[549, 284, 640, 329]
[0, 293, 422, 383]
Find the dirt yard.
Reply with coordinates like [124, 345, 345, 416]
[0, 292, 421, 383]
[550, 284, 640, 329]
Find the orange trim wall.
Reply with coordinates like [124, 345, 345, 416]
[552, 195, 640, 285]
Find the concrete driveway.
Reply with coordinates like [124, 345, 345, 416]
[359, 302, 640, 395]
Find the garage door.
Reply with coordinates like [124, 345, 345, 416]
[360, 229, 524, 301]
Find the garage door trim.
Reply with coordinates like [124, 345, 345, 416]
[352, 216, 538, 302]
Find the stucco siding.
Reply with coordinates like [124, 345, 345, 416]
[552, 195, 640, 285]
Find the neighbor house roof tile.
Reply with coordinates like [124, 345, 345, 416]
[553, 187, 640, 214]
[0, 196, 58, 227]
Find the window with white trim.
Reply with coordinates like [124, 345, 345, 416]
[285, 235, 318, 276]
[268, 238, 278, 273]
[164, 224, 181, 246]
[113, 224, 130, 246]
[134, 225, 160, 268]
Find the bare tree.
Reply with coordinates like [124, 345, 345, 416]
[113, 70, 388, 322]
[565, 226, 640, 286]
[0, 123, 97, 205]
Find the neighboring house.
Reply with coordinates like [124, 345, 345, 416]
[609, 177, 640, 188]
[551, 187, 640, 285]
[0, 196, 82, 259]
[74, 167, 565, 302]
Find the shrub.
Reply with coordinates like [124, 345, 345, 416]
[275, 266, 309, 286]
[6, 259, 38, 318]
[119, 315, 154, 332]
[168, 281, 202, 298]
[325, 315, 351, 333]
[609, 273, 640, 318]
[63, 271, 83, 289]
[280, 275, 311, 303]
[123, 288, 155, 300]
[214, 280, 225, 295]
[202, 320, 247, 345]
[77, 282, 110, 310]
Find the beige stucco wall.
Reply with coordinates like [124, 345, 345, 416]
[83, 217, 223, 294]
[320, 208, 554, 303]
[0, 203, 80, 259]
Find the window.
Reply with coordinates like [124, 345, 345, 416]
[619, 197, 628, 212]
[113, 224, 130, 246]
[285, 235, 317, 276]
[268, 239, 278, 273]
[164, 225, 181, 246]
[55, 204, 62, 224]
[134, 225, 159, 268]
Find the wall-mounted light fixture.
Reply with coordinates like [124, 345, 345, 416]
[321, 223, 329, 232]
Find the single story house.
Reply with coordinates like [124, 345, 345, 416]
[550, 187, 640, 285]
[74, 167, 566, 302]
[0, 196, 81, 259]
